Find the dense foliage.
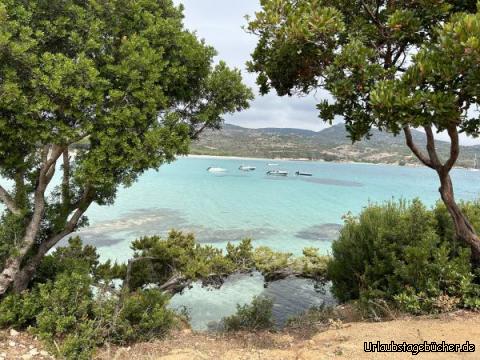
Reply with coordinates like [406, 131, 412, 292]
[247, 0, 480, 260]
[247, 0, 476, 137]
[0, 0, 252, 296]
[0, 241, 176, 359]
[0, 232, 329, 357]
[328, 200, 480, 314]
[126, 231, 329, 291]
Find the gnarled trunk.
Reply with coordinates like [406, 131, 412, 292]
[404, 125, 480, 264]
[438, 172, 480, 262]
[0, 259, 22, 296]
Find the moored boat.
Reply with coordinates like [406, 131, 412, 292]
[295, 171, 313, 176]
[239, 165, 256, 171]
[207, 167, 227, 173]
[266, 170, 288, 176]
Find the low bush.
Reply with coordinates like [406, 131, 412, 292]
[0, 232, 329, 358]
[0, 239, 177, 359]
[98, 289, 175, 345]
[327, 199, 480, 315]
[221, 296, 274, 331]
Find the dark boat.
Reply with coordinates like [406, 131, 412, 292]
[295, 171, 312, 176]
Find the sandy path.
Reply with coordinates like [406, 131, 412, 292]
[96, 311, 480, 360]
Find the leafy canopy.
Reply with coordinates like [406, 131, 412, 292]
[0, 0, 252, 212]
[0, 0, 252, 276]
[247, 0, 477, 140]
[372, 6, 480, 136]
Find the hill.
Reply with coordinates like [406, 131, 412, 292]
[191, 123, 480, 167]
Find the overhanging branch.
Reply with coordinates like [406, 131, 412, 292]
[0, 185, 21, 215]
[443, 125, 460, 173]
[424, 126, 441, 169]
[403, 126, 434, 169]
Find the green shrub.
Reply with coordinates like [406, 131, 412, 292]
[98, 289, 175, 345]
[0, 290, 42, 328]
[0, 238, 177, 359]
[34, 272, 101, 359]
[221, 296, 274, 331]
[253, 247, 292, 275]
[0, 273, 177, 359]
[127, 230, 239, 290]
[36, 236, 126, 285]
[327, 199, 480, 314]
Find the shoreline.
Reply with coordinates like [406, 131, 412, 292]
[185, 154, 423, 168]
[185, 154, 474, 170]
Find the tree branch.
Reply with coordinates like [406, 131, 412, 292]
[192, 123, 210, 139]
[19, 145, 66, 259]
[423, 126, 442, 169]
[124, 256, 191, 294]
[0, 185, 21, 215]
[403, 126, 434, 169]
[443, 125, 460, 173]
[360, 0, 385, 31]
[62, 149, 71, 207]
[12, 199, 94, 290]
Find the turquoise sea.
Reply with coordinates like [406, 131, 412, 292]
[72, 156, 480, 329]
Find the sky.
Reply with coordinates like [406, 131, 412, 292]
[174, 0, 331, 131]
[174, 0, 480, 145]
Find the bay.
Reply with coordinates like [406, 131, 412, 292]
[69, 157, 480, 329]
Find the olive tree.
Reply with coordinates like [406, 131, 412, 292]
[247, 0, 480, 260]
[0, 0, 253, 295]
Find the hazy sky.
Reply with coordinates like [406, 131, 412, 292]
[174, 0, 332, 131]
[175, 0, 480, 145]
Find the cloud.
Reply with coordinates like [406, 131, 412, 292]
[174, 0, 480, 145]
[174, 0, 331, 131]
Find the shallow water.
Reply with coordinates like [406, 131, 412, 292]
[68, 157, 480, 329]
[80, 157, 480, 258]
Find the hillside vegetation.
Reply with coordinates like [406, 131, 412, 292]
[191, 124, 480, 167]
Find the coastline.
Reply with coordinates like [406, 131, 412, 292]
[186, 154, 471, 170]
[185, 154, 423, 168]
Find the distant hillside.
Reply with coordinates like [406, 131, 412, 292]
[191, 123, 480, 167]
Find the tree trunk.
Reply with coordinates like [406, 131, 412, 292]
[438, 172, 480, 262]
[404, 125, 480, 264]
[11, 268, 33, 294]
[0, 259, 21, 296]
[0, 256, 41, 296]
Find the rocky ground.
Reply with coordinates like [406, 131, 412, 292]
[1, 311, 479, 359]
[99, 310, 480, 360]
[0, 329, 51, 360]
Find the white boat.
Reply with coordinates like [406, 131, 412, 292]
[239, 165, 256, 171]
[207, 167, 227, 173]
[267, 163, 279, 166]
[266, 170, 288, 176]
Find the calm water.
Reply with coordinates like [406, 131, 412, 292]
[70, 157, 480, 328]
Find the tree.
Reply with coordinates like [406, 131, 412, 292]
[0, 0, 253, 296]
[247, 0, 480, 260]
[371, 8, 480, 261]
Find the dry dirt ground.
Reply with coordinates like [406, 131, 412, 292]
[98, 311, 480, 360]
[1, 311, 479, 359]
